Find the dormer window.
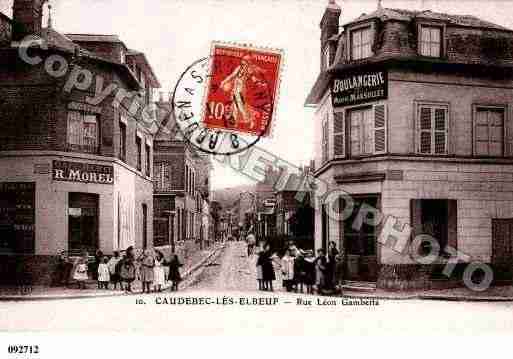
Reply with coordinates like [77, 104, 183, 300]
[420, 25, 442, 57]
[351, 26, 372, 60]
[119, 48, 125, 63]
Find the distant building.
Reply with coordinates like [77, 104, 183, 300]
[153, 97, 212, 253]
[0, 0, 160, 284]
[307, 1, 513, 289]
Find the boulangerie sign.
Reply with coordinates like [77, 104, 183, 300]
[331, 67, 388, 107]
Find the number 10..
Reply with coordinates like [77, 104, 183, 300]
[209, 102, 224, 120]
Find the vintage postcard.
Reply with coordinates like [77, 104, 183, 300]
[1, 0, 513, 353]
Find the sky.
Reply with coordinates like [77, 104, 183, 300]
[2, 0, 513, 189]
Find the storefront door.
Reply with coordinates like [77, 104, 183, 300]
[343, 195, 379, 282]
[68, 193, 99, 254]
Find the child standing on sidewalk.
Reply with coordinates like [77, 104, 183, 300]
[281, 249, 295, 292]
[304, 250, 316, 294]
[98, 256, 110, 289]
[73, 253, 89, 289]
[120, 256, 136, 293]
[107, 251, 122, 290]
[153, 251, 166, 292]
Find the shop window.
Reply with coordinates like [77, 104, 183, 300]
[417, 104, 448, 155]
[351, 26, 372, 60]
[420, 26, 442, 57]
[0, 182, 35, 254]
[492, 219, 513, 265]
[68, 193, 99, 253]
[119, 119, 127, 162]
[473, 106, 505, 157]
[67, 111, 99, 153]
[136, 136, 142, 171]
[145, 143, 151, 177]
[343, 196, 378, 256]
[410, 199, 457, 256]
[349, 104, 387, 157]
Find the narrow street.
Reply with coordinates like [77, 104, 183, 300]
[186, 241, 264, 292]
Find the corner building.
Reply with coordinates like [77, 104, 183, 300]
[307, 1, 513, 289]
[0, 0, 161, 285]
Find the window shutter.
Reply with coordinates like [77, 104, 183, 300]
[322, 117, 329, 163]
[434, 108, 448, 154]
[447, 199, 457, 250]
[374, 104, 387, 154]
[333, 111, 345, 158]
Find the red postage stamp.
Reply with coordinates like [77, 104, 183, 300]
[202, 42, 283, 138]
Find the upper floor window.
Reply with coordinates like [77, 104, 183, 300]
[348, 104, 387, 157]
[67, 111, 99, 153]
[145, 143, 151, 177]
[351, 26, 372, 60]
[417, 104, 448, 155]
[420, 26, 442, 57]
[136, 135, 142, 171]
[119, 118, 127, 162]
[474, 106, 505, 157]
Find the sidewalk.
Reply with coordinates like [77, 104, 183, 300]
[339, 285, 513, 302]
[0, 243, 225, 301]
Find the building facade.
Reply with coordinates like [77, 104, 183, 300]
[153, 99, 213, 255]
[307, 1, 513, 289]
[0, 0, 160, 285]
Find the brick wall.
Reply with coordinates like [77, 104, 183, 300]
[154, 145, 185, 191]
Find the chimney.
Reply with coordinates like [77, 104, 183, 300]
[12, 0, 47, 41]
[320, 0, 341, 70]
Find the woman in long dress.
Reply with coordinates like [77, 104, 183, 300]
[261, 243, 276, 291]
[153, 251, 165, 292]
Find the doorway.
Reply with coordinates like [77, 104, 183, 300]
[343, 195, 379, 282]
[68, 193, 99, 254]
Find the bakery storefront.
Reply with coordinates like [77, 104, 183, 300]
[0, 156, 144, 285]
[322, 66, 388, 282]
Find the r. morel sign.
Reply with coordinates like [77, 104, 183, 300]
[331, 68, 387, 107]
[52, 160, 114, 184]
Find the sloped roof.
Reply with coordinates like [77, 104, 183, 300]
[126, 49, 161, 88]
[349, 8, 511, 32]
[65, 33, 123, 43]
[41, 27, 79, 53]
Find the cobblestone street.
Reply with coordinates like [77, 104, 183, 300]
[187, 241, 263, 292]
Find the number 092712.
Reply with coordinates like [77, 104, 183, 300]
[7, 345, 39, 354]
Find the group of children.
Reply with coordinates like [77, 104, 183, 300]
[254, 240, 343, 295]
[72, 248, 183, 293]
